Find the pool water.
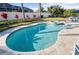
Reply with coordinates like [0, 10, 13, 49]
[6, 23, 64, 52]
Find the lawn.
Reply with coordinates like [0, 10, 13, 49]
[42, 17, 66, 21]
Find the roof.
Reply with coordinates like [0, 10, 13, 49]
[0, 3, 33, 12]
[0, 3, 14, 8]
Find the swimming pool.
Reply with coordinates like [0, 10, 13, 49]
[6, 23, 64, 52]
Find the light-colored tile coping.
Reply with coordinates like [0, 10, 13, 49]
[0, 22, 79, 55]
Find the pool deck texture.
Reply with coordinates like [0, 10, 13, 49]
[0, 23, 79, 55]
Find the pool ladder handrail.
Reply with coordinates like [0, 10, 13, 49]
[73, 40, 79, 55]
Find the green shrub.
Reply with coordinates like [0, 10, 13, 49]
[0, 19, 24, 25]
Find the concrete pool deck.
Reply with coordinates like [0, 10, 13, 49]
[0, 23, 79, 55]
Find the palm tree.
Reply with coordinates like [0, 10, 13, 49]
[21, 3, 26, 20]
[47, 5, 64, 17]
[39, 3, 41, 18]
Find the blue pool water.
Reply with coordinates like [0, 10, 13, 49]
[6, 23, 64, 52]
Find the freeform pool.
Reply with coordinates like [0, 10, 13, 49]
[6, 23, 64, 52]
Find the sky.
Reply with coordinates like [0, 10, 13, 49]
[10, 3, 79, 11]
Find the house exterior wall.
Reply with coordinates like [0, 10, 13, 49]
[0, 12, 51, 21]
[41, 13, 51, 17]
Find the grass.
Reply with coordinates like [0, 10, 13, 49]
[0, 27, 8, 31]
[0, 17, 66, 32]
[42, 17, 66, 21]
